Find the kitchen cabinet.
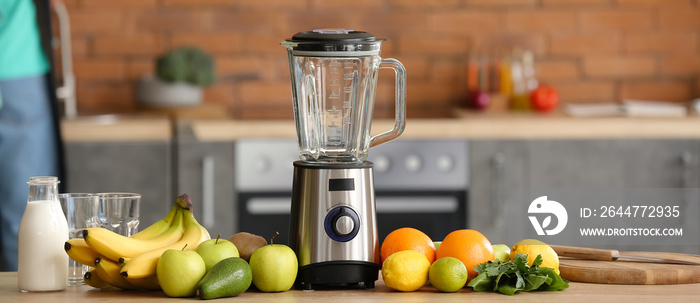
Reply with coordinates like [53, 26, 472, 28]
[469, 139, 700, 254]
[63, 140, 172, 228]
[175, 122, 235, 238]
[468, 140, 529, 245]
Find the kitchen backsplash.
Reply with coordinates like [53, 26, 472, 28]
[60, 0, 700, 119]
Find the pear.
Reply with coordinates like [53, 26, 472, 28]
[157, 246, 206, 297]
[196, 234, 239, 272]
[228, 232, 267, 262]
[197, 257, 252, 299]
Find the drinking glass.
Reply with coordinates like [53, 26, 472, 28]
[59, 193, 99, 286]
[97, 193, 141, 237]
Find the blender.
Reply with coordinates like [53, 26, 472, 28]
[281, 29, 406, 290]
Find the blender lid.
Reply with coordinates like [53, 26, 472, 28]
[282, 29, 385, 56]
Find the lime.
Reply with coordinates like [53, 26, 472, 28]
[382, 250, 430, 292]
[429, 257, 468, 292]
[510, 239, 560, 274]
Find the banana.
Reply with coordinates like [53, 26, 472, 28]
[84, 268, 111, 289]
[124, 274, 160, 291]
[65, 238, 103, 266]
[95, 257, 136, 290]
[130, 204, 180, 240]
[83, 209, 184, 261]
[120, 209, 210, 279]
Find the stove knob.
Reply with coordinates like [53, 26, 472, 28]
[324, 206, 360, 242]
[334, 215, 354, 236]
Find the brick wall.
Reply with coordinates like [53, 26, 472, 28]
[60, 0, 700, 119]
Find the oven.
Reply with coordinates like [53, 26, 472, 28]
[234, 139, 468, 244]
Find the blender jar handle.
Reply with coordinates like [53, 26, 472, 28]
[370, 58, 406, 148]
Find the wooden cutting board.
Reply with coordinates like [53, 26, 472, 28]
[559, 251, 700, 285]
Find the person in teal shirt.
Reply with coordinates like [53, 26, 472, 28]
[0, 0, 60, 271]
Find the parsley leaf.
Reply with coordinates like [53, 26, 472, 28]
[466, 254, 569, 295]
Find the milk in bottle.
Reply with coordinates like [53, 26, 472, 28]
[18, 176, 69, 292]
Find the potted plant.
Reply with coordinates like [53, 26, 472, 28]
[136, 46, 215, 107]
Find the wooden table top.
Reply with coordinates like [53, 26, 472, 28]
[2, 271, 698, 303]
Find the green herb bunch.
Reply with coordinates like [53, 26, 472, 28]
[467, 254, 569, 295]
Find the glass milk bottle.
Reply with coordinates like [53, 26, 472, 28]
[18, 177, 69, 292]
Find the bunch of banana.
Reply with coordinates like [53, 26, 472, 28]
[65, 194, 210, 290]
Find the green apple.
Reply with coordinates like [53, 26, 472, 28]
[433, 241, 442, 252]
[249, 232, 298, 292]
[492, 244, 511, 262]
[196, 234, 240, 272]
[157, 248, 207, 297]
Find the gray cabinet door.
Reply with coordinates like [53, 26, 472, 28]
[176, 134, 235, 238]
[527, 139, 699, 253]
[63, 141, 172, 229]
[468, 140, 528, 245]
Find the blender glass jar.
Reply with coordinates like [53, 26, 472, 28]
[281, 29, 406, 163]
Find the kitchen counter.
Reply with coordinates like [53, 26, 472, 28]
[59, 111, 700, 142]
[188, 112, 700, 141]
[1, 272, 698, 303]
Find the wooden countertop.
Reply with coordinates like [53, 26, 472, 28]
[1, 272, 698, 303]
[58, 111, 700, 142]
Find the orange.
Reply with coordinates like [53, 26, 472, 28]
[380, 227, 436, 264]
[436, 229, 493, 281]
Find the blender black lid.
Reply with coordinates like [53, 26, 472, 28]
[291, 29, 377, 43]
[283, 29, 385, 54]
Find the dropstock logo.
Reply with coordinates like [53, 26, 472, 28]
[528, 196, 568, 236]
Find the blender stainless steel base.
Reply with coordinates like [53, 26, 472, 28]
[289, 161, 380, 290]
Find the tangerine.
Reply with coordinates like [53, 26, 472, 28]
[436, 229, 493, 280]
[380, 227, 436, 264]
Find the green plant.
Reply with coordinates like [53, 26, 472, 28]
[156, 47, 215, 86]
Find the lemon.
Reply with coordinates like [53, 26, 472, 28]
[429, 257, 467, 292]
[382, 250, 430, 292]
[510, 239, 559, 274]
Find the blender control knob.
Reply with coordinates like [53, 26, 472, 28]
[335, 215, 354, 236]
[324, 206, 360, 242]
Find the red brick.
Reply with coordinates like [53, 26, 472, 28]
[310, 0, 384, 10]
[541, 0, 612, 6]
[81, 0, 158, 8]
[126, 59, 155, 80]
[389, 0, 459, 10]
[203, 83, 236, 107]
[361, 11, 428, 35]
[130, 10, 210, 32]
[472, 33, 547, 56]
[580, 10, 654, 31]
[536, 60, 580, 82]
[171, 32, 244, 54]
[625, 32, 698, 54]
[582, 55, 656, 78]
[619, 80, 692, 102]
[550, 33, 622, 55]
[617, 0, 694, 7]
[237, 81, 291, 107]
[552, 81, 616, 103]
[465, 0, 537, 6]
[397, 35, 470, 56]
[660, 55, 700, 77]
[430, 59, 467, 85]
[235, 0, 308, 10]
[659, 9, 700, 30]
[429, 11, 502, 35]
[398, 56, 430, 80]
[76, 82, 135, 114]
[284, 13, 358, 35]
[210, 11, 287, 33]
[94, 35, 167, 57]
[70, 37, 90, 57]
[242, 33, 288, 56]
[160, 0, 236, 7]
[216, 57, 277, 81]
[506, 10, 577, 33]
[73, 59, 126, 80]
[67, 10, 123, 35]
